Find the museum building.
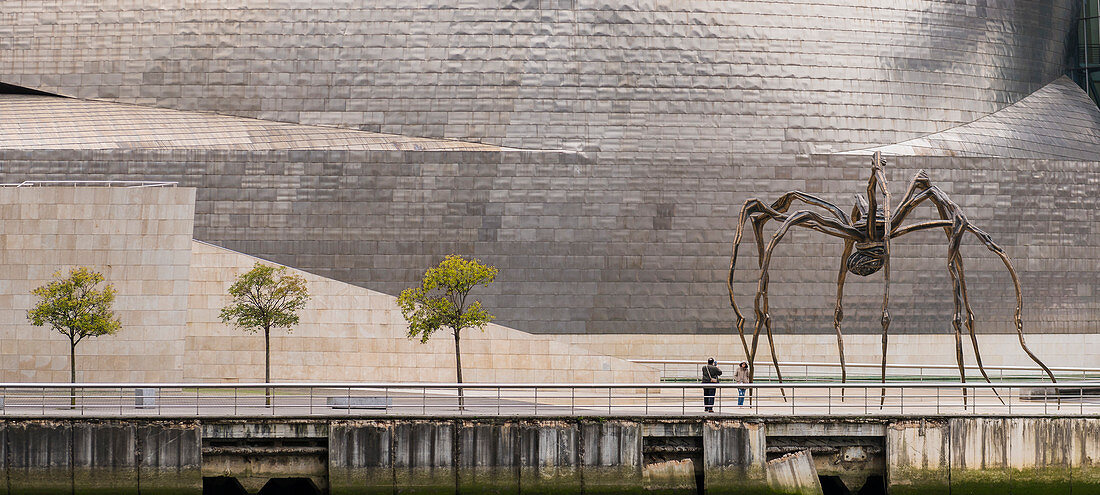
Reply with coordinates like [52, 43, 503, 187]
[1, 1, 1100, 379]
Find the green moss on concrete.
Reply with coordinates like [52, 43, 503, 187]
[328, 467, 397, 495]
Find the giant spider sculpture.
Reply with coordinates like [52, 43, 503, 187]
[726, 152, 1055, 400]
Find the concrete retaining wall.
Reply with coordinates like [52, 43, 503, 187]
[8, 417, 1100, 494]
[887, 418, 1100, 495]
[1, 420, 201, 495]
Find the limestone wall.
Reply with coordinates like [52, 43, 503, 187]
[0, 186, 195, 382]
[184, 241, 658, 383]
[562, 333, 1098, 378]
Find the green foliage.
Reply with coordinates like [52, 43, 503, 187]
[219, 262, 310, 333]
[27, 267, 121, 344]
[398, 254, 497, 342]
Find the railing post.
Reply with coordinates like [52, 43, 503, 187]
[534, 387, 538, 416]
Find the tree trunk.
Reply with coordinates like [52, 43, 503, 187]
[70, 339, 77, 408]
[454, 328, 464, 410]
[265, 326, 271, 407]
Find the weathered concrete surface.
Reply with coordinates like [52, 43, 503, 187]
[201, 420, 327, 493]
[203, 450, 326, 493]
[581, 420, 643, 495]
[766, 450, 823, 495]
[72, 423, 139, 495]
[137, 423, 203, 495]
[704, 420, 768, 494]
[1070, 419, 1100, 495]
[456, 421, 517, 494]
[516, 420, 581, 495]
[949, 418, 1073, 495]
[2, 420, 201, 495]
[887, 417, 1100, 495]
[6, 421, 73, 495]
[887, 420, 950, 495]
[642, 458, 694, 493]
[201, 420, 328, 440]
[392, 421, 456, 495]
[20, 416, 1100, 494]
[330, 420, 587, 495]
[329, 421, 394, 495]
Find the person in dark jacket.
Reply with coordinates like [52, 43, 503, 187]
[702, 357, 723, 412]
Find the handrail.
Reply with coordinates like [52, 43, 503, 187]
[0, 381, 1088, 389]
[627, 359, 1100, 373]
[0, 180, 178, 188]
[0, 381, 1090, 418]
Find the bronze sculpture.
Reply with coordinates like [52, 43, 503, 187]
[726, 152, 1056, 400]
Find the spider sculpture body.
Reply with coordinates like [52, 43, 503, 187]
[726, 152, 1056, 396]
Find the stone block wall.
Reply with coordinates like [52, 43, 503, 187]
[0, 186, 195, 383]
[184, 241, 658, 383]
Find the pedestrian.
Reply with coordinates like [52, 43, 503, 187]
[702, 357, 722, 412]
[734, 361, 750, 405]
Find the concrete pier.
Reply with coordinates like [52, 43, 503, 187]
[3, 416, 1100, 494]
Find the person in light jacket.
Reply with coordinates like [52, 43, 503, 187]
[734, 361, 750, 406]
[701, 357, 722, 412]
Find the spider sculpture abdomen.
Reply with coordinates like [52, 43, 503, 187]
[846, 243, 885, 276]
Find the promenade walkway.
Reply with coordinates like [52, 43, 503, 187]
[1, 382, 1094, 418]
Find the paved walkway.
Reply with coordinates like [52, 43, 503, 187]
[0, 386, 1090, 418]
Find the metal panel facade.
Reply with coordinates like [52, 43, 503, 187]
[0, 1, 1097, 336]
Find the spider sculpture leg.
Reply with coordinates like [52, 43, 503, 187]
[896, 185, 1004, 405]
[945, 226, 973, 404]
[954, 245, 1007, 405]
[866, 155, 892, 406]
[728, 194, 854, 383]
[753, 210, 860, 400]
[834, 240, 854, 390]
[893, 176, 1056, 390]
[966, 226, 1057, 383]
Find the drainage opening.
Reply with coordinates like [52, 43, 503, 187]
[203, 477, 248, 495]
[857, 475, 886, 495]
[258, 478, 323, 495]
[819, 475, 851, 495]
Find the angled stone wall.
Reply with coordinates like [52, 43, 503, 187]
[185, 241, 658, 383]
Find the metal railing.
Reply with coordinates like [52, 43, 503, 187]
[628, 359, 1100, 383]
[0, 180, 178, 188]
[0, 382, 1095, 418]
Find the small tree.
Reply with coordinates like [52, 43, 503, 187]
[219, 262, 310, 405]
[398, 254, 497, 409]
[27, 267, 122, 406]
